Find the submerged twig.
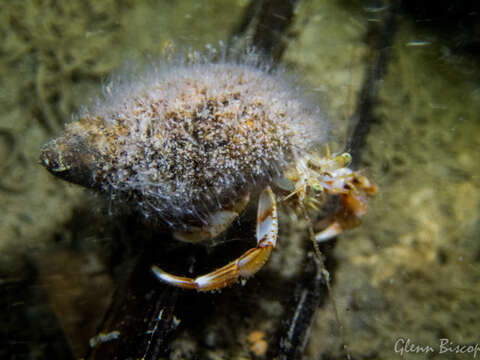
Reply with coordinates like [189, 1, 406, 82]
[347, 0, 401, 166]
[231, 0, 300, 61]
[277, 253, 329, 360]
[85, 247, 180, 360]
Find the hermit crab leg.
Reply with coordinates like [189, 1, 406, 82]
[315, 222, 344, 242]
[174, 193, 250, 243]
[152, 186, 278, 292]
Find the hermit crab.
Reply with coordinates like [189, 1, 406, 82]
[40, 54, 377, 292]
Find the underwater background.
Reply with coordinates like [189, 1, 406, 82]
[1, 0, 479, 359]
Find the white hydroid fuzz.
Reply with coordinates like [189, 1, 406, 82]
[41, 54, 327, 230]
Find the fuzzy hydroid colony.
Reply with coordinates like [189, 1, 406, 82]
[41, 57, 326, 229]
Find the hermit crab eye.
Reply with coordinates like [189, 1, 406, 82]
[339, 153, 352, 167]
[309, 179, 323, 193]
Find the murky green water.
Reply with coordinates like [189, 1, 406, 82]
[1, 1, 479, 359]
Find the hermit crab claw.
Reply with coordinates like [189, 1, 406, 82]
[152, 186, 278, 292]
[315, 172, 378, 243]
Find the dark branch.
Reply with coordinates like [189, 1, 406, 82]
[347, 0, 401, 166]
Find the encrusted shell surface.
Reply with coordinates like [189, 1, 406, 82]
[41, 58, 327, 229]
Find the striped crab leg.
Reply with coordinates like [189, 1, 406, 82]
[152, 186, 278, 292]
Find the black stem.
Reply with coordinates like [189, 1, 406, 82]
[347, 0, 401, 167]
